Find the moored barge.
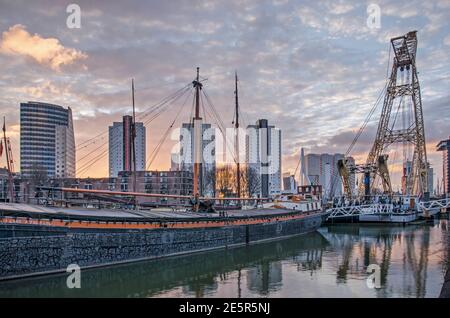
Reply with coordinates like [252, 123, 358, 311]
[0, 199, 323, 280]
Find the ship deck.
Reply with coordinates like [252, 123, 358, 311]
[0, 203, 314, 222]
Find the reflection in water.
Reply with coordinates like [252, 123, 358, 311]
[0, 220, 447, 298]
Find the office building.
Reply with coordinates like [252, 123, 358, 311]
[427, 164, 434, 195]
[304, 152, 343, 198]
[109, 115, 146, 177]
[246, 119, 282, 198]
[170, 152, 180, 171]
[437, 137, 450, 194]
[179, 122, 216, 196]
[282, 173, 297, 194]
[20, 102, 75, 178]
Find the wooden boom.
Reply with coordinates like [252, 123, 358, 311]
[60, 188, 269, 201]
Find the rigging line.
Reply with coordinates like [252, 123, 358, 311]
[141, 85, 191, 122]
[146, 88, 193, 170]
[293, 153, 302, 177]
[202, 90, 237, 162]
[76, 141, 109, 163]
[189, 89, 195, 125]
[76, 149, 109, 177]
[145, 88, 192, 167]
[200, 89, 207, 122]
[236, 80, 249, 129]
[327, 44, 392, 198]
[140, 88, 189, 126]
[75, 83, 192, 152]
[202, 91, 238, 165]
[203, 90, 228, 133]
[390, 95, 405, 131]
[345, 80, 388, 157]
[202, 89, 223, 127]
[76, 136, 107, 152]
[76, 126, 125, 165]
[76, 142, 112, 172]
[76, 131, 108, 150]
[76, 136, 123, 177]
[138, 83, 192, 121]
[201, 97, 232, 163]
[345, 41, 393, 157]
[76, 132, 126, 172]
[141, 86, 191, 126]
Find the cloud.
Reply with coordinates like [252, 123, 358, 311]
[0, 24, 87, 71]
[0, 1, 448, 182]
[444, 35, 450, 46]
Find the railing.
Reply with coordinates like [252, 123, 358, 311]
[326, 204, 394, 219]
[326, 197, 449, 220]
[417, 198, 450, 217]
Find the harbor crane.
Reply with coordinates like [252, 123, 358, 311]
[364, 31, 428, 197]
[338, 155, 391, 200]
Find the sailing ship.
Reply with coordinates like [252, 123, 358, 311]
[0, 69, 323, 280]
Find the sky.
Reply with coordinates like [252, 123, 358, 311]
[0, 0, 449, 190]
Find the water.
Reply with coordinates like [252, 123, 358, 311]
[0, 220, 448, 298]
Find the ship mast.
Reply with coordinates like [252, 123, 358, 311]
[131, 79, 137, 202]
[234, 71, 241, 198]
[2, 117, 14, 202]
[192, 67, 203, 196]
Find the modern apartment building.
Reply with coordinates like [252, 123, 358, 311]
[179, 122, 216, 197]
[109, 115, 146, 177]
[304, 152, 344, 198]
[246, 119, 282, 198]
[20, 102, 75, 178]
[437, 137, 450, 194]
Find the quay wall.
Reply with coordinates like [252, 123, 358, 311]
[0, 214, 321, 280]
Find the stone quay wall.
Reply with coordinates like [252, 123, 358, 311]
[0, 214, 321, 280]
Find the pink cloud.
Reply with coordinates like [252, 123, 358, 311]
[0, 24, 87, 71]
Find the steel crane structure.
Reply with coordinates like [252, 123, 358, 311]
[365, 31, 427, 197]
[338, 155, 390, 200]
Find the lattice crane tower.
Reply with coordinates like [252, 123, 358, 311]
[365, 31, 428, 196]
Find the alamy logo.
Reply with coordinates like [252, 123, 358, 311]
[366, 264, 381, 289]
[66, 264, 81, 289]
[366, 4, 381, 30]
[66, 4, 81, 29]
[171, 126, 280, 174]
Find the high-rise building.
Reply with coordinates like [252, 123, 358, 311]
[20, 102, 75, 178]
[179, 122, 216, 196]
[437, 137, 450, 194]
[427, 164, 434, 195]
[170, 152, 180, 171]
[299, 147, 309, 186]
[246, 119, 282, 198]
[282, 173, 297, 194]
[109, 115, 146, 177]
[304, 153, 343, 198]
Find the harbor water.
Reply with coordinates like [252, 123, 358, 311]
[0, 219, 448, 298]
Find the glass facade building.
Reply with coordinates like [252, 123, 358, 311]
[20, 102, 75, 178]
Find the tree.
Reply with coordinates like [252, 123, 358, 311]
[243, 165, 260, 198]
[215, 164, 235, 197]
